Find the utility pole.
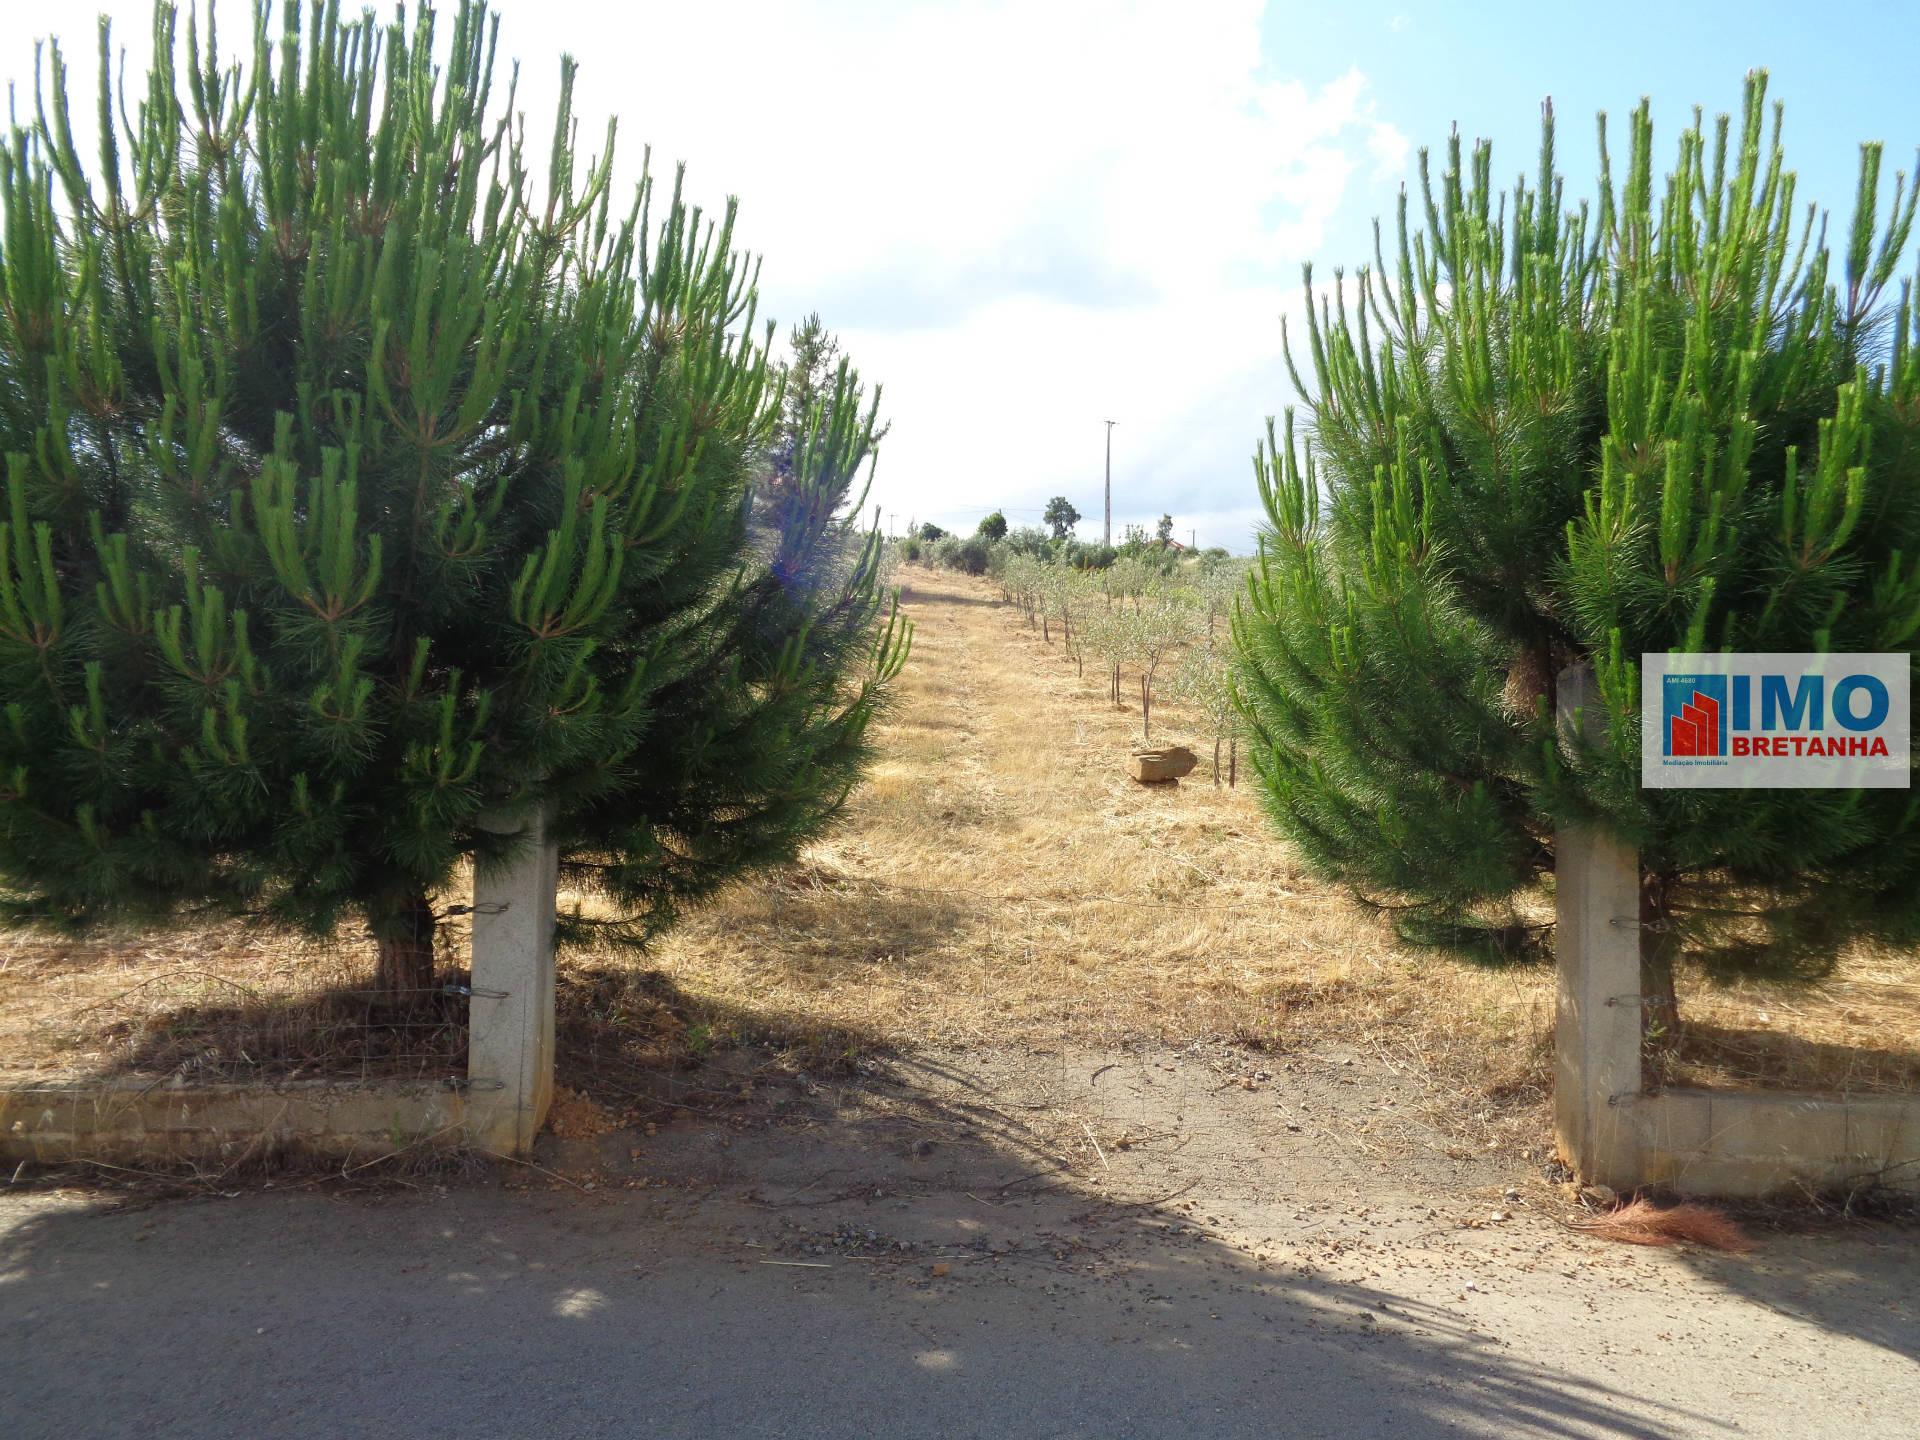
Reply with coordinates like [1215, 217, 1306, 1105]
[1190, 528, 1196, 550]
[1103, 420, 1116, 547]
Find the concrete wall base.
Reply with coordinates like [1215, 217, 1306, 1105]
[0, 1077, 467, 1165]
[1626, 1087, 1920, 1199]
[5, 807, 562, 1169]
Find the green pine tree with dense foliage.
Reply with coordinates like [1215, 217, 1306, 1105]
[1236, 77, 1920, 1037]
[1042, 495, 1079, 540]
[774, 310, 841, 456]
[0, 0, 907, 999]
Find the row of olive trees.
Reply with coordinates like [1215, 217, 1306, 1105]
[996, 551, 1248, 783]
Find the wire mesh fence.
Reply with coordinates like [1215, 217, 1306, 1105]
[0, 915, 478, 1088]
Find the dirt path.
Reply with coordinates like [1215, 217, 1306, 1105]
[641, 568, 1561, 1149]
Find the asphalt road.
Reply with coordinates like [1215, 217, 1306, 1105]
[5, 1178, 1917, 1438]
[4, 1046, 1917, 1439]
[0, 1185, 1679, 1440]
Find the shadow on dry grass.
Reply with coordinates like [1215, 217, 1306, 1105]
[553, 961, 893, 1108]
[88, 984, 470, 1084]
[0, 921, 474, 1086]
[1659, 1019, 1920, 1095]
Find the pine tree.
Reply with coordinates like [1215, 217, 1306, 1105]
[777, 312, 840, 455]
[1236, 78, 1920, 1037]
[0, 1, 908, 1001]
[976, 510, 1008, 541]
[1043, 496, 1080, 540]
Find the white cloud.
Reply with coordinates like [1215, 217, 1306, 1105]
[1367, 121, 1413, 181]
[0, 0, 1411, 552]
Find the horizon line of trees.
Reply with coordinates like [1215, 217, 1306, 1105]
[898, 499, 1226, 555]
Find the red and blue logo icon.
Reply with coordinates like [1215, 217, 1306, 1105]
[1662, 673, 1726, 757]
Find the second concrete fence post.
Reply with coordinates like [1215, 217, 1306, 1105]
[465, 804, 560, 1156]
[1553, 665, 1646, 1189]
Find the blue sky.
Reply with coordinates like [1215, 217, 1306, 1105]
[2, 1, 1912, 551]
[1271, 2, 1918, 253]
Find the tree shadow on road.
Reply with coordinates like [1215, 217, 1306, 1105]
[0, 1177, 1727, 1440]
[1643, 1213, 1920, 1367]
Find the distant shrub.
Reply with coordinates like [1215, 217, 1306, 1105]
[899, 536, 923, 562]
[933, 535, 990, 575]
[917, 522, 947, 542]
[976, 510, 1009, 541]
[1065, 541, 1117, 571]
[1003, 526, 1054, 558]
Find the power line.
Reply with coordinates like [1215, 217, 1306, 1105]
[904, 504, 1050, 513]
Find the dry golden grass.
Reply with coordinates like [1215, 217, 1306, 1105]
[643, 567, 1920, 1117]
[1, 565, 1915, 1133]
[637, 569, 1553, 1135]
[1655, 949, 1920, 1094]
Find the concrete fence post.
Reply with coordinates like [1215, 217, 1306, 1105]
[465, 804, 559, 1156]
[1554, 665, 1646, 1189]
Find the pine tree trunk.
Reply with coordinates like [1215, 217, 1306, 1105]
[1212, 736, 1221, 785]
[371, 892, 438, 1005]
[1638, 870, 1682, 1060]
[1228, 737, 1237, 788]
[1042, 614, 1050, 642]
